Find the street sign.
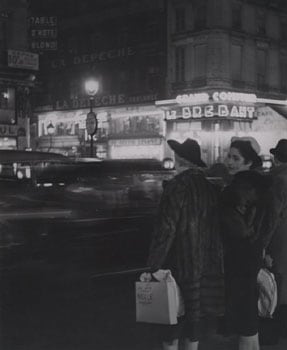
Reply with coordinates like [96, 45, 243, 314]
[86, 111, 98, 135]
[28, 16, 58, 51]
[7, 49, 39, 70]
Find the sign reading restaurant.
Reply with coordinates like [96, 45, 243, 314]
[156, 91, 258, 121]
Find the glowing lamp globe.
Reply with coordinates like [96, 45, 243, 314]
[85, 79, 99, 97]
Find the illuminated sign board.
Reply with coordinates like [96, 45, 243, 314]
[212, 91, 257, 103]
[165, 104, 256, 120]
[109, 138, 163, 159]
[156, 91, 258, 106]
[28, 16, 58, 51]
[7, 49, 39, 70]
[175, 91, 257, 104]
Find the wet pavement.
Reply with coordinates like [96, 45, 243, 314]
[1, 260, 286, 350]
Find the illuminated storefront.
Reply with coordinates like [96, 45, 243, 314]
[0, 86, 29, 150]
[156, 90, 287, 165]
[0, 87, 17, 149]
[36, 105, 166, 159]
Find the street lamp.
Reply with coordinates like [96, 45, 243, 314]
[85, 79, 99, 157]
[47, 121, 55, 152]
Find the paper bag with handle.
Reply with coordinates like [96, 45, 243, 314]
[135, 269, 184, 325]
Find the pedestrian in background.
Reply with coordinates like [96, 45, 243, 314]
[147, 138, 225, 350]
[220, 138, 265, 350]
[258, 139, 287, 337]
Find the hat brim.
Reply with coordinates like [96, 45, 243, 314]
[167, 139, 207, 167]
[270, 148, 276, 155]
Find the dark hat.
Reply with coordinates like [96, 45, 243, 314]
[270, 139, 287, 162]
[167, 138, 207, 167]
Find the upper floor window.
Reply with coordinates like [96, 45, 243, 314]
[280, 55, 287, 91]
[67, 36, 78, 54]
[194, 0, 207, 30]
[91, 32, 102, 50]
[145, 20, 158, 41]
[175, 7, 186, 32]
[69, 79, 80, 100]
[257, 9, 266, 36]
[232, 1, 242, 30]
[280, 19, 287, 42]
[231, 44, 242, 80]
[257, 49, 267, 87]
[117, 28, 128, 46]
[194, 44, 207, 78]
[175, 46, 185, 82]
[0, 20, 7, 50]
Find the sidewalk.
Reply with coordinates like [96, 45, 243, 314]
[1, 262, 286, 350]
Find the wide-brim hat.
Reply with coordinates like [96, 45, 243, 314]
[167, 138, 207, 167]
[231, 136, 261, 154]
[270, 139, 287, 161]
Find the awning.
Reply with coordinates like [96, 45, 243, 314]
[268, 104, 287, 119]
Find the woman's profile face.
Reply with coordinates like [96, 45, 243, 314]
[226, 147, 251, 175]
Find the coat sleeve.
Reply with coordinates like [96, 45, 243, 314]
[220, 186, 256, 239]
[146, 180, 185, 271]
[258, 175, 287, 249]
[221, 206, 256, 239]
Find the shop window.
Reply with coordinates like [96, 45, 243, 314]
[69, 79, 80, 100]
[232, 1, 242, 30]
[257, 9, 266, 36]
[194, 0, 207, 30]
[109, 114, 163, 138]
[54, 121, 74, 136]
[175, 7, 186, 32]
[0, 137, 16, 150]
[0, 87, 15, 124]
[231, 44, 242, 81]
[175, 46, 185, 82]
[257, 49, 267, 88]
[194, 44, 207, 79]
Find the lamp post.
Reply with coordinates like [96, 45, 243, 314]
[85, 79, 99, 157]
[47, 121, 55, 152]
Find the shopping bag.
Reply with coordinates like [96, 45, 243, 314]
[135, 279, 178, 324]
[257, 268, 277, 318]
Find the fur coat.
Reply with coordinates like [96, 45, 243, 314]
[260, 164, 287, 305]
[147, 168, 224, 320]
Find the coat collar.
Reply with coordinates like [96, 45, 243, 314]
[271, 163, 287, 176]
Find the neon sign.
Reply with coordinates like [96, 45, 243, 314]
[175, 93, 209, 104]
[165, 104, 255, 120]
[174, 91, 257, 104]
[212, 91, 256, 103]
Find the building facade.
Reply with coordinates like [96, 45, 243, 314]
[32, 0, 287, 163]
[31, 0, 167, 158]
[160, 0, 287, 164]
[0, 0, 37, 150]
